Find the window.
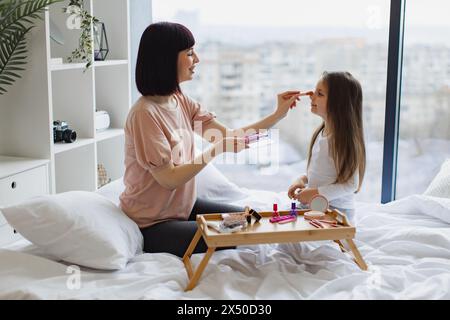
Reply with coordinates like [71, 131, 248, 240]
[397, 0, 450, 198]
[153, 0, 390, 202]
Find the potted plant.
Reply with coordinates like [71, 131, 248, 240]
[65, 0, 98, 69]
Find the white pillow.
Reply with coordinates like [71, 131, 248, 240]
[97, 179, 124, 206]
[0, 191, 143, 270]
[424, 159, 450, 199]
[196, 163, 248, 202]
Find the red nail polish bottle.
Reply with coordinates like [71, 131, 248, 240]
[273, 203, 279, 217]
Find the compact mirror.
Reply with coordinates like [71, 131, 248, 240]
[309, 195, 329, 212]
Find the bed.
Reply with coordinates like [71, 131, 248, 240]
[1, 173, 449, 300]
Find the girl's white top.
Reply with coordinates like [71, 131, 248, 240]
[307, 133, 359, 210]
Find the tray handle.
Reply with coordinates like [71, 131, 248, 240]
[199, 215, 208, 232]
[332, 209, 350, 226]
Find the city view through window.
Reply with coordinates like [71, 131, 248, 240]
[153, 0, 450, 203]
[397, 1, 450, 199]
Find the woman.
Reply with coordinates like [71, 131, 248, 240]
[120, 22, 301, 257]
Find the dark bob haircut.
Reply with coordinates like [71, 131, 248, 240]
[136, 22, 195, 96]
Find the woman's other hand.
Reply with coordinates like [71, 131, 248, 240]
[275, 91, 301, 119]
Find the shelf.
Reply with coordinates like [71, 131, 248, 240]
[53, 138, 95, 154]
[50, 59, 128, 71]
[54, 143, 96, 193]
[50, 63, 86, 72]
[94, 60, 128, 68]
[0, 156, 49, 179]
[96, 134, 125, 186]
[96, 128, 124, 142]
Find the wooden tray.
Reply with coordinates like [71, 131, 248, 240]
[183, 208, 367, 291]
[198, 209, 355, 247]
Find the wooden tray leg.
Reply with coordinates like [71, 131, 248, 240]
[345, 239, 368, 271]
[182, 228, 203, 280]
[185, 247, 216, 291]
[334, 240, 346, 253]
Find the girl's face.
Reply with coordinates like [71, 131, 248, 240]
[310, 79, 328, 120]
[177, 47, 199, 83]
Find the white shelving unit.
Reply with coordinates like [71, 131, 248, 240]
[0, 0, 131, 194]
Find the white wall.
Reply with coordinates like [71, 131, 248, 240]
[130, 0, 152, 104]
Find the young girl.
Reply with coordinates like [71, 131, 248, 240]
[287, 71, 366, 223]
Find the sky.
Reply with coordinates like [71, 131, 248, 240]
[153, 0, 450, 28]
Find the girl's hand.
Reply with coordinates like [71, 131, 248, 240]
[295, 187, 319, 204]
[288, 182, 306, 199]
[288, 184, 304, 200]
[287, 175, 308, 199]
[275, 91, 301, 119]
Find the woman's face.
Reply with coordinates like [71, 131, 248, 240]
[177, 47, 199, 83]
[310, 79, 328, 120]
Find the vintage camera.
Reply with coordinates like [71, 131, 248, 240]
[53, 120, 77, 143]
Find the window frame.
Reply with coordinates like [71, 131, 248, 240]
[381, 0, 406, 203]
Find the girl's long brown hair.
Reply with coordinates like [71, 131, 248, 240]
[307, 71, 366, 192]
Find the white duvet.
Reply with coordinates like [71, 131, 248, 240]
[0, 192, 449, 300]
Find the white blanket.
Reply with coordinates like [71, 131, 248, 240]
[0, 193, 449, 299]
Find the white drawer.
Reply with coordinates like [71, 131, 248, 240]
[0, 224, 22, 247]
[0, 165, 48, 226]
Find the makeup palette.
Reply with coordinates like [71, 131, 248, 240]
[304, 195, 329, 219]
[244, 132, 273, 150]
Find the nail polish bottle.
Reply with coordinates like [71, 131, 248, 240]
[273, 203, 279, 217]
[290, 202, 297, 217]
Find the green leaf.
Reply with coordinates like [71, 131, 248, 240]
[4, 66, 25, 71]
[0, 25, 31, 94]
[1, 75, 16, 82]
[0, 80, 13, 85]
[3, 71, 21, 78]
